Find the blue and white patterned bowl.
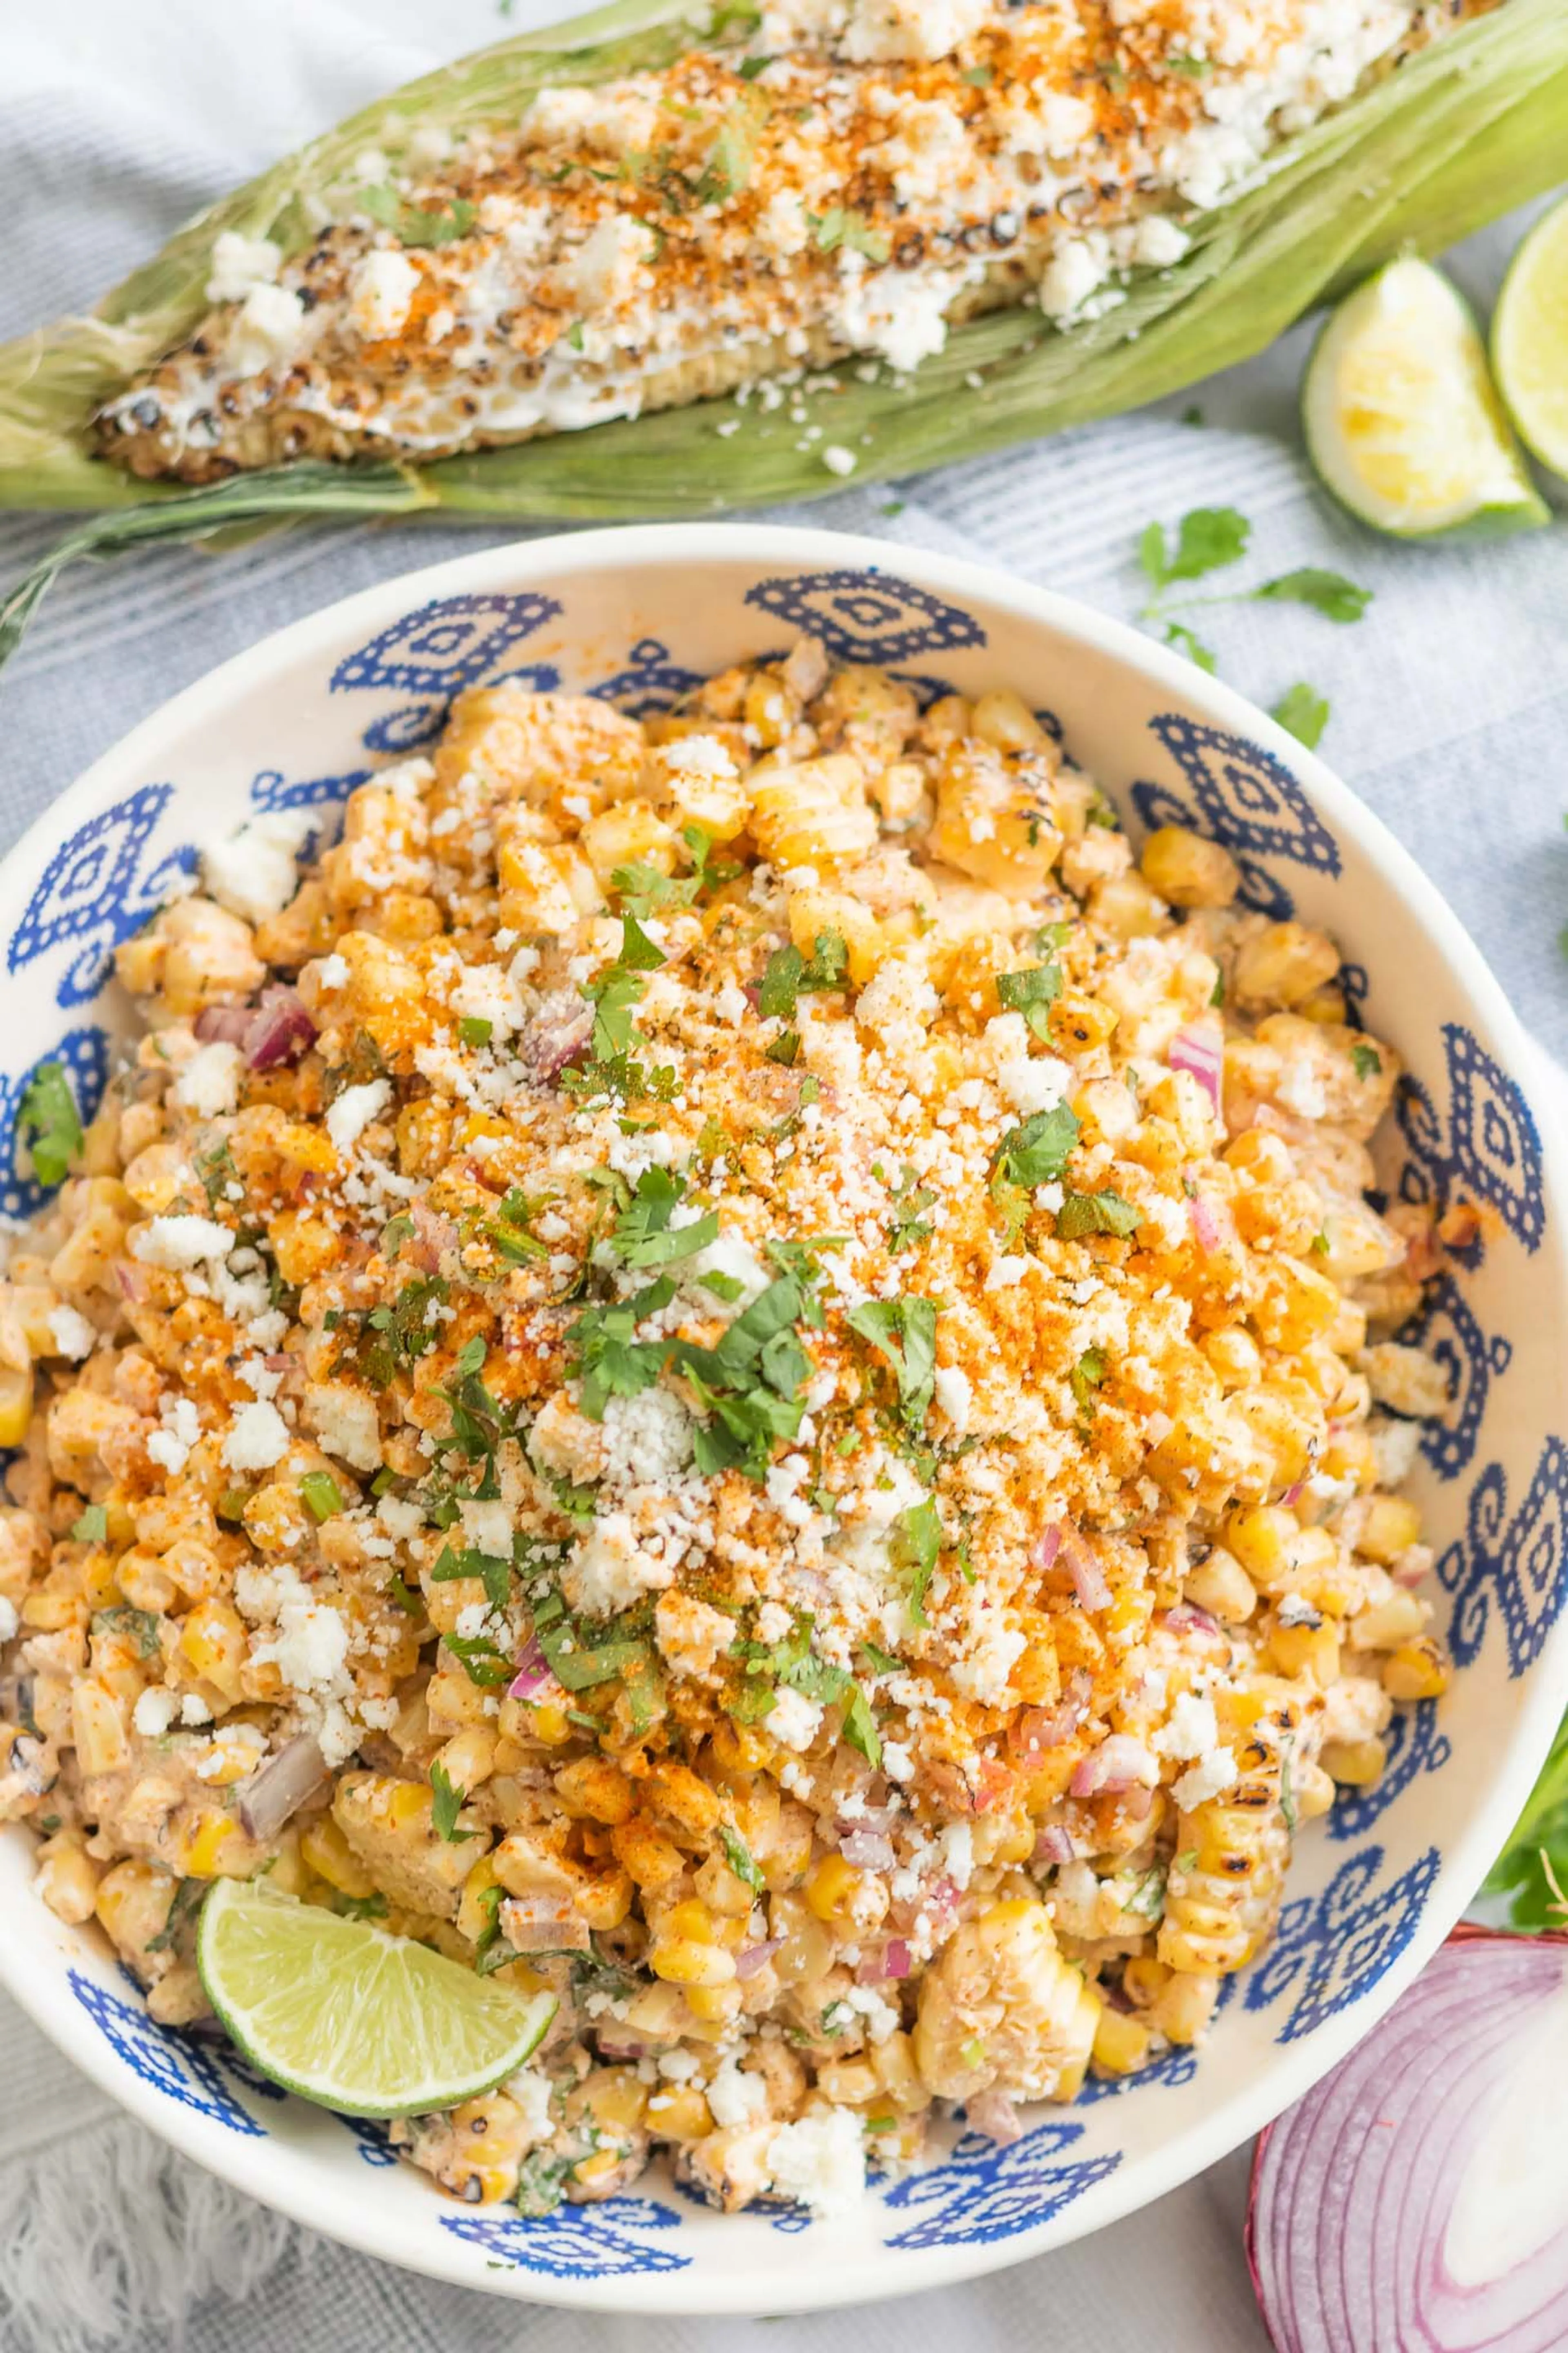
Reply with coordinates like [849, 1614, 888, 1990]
[3, 524, 1565, 2314]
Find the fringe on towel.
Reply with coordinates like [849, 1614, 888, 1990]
[0, 2115, 309, 2353]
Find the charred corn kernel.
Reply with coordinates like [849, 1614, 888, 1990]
[750, 756, 875, 872]
[1089, 870, 1166, 941]
[971, 689, 1045, 752]
[1382, 1640, 1451, 1702]
[1321, 1736, 1387, 1787]
[1225, 1505, 1298, 1588]
[173, 1808, 246, 1877]
[572, 2149, 625, 2190]
[987, 1817, 1038, 1867]
[1151, 1970, 1221, 2045]
[435, 1727, 496, 1793]
[1232, 921, 1341, 1010]
[1121, 1956, 1170, 2009]
[743, 674, 799, 749]
[553, 1755, 635, 1824]
[871, 2030, 931, 2112]
[1048, 992, 1118, 1053]
[1252, 1258, 1341, 1350]
[1138, 825, 1240, 910]
[1351, 1591, 1428, 1650]
[1183, 1548, 1256, 1624]
[1320, 1427, 1380, 1491]
[177, 1599, 247, 1701]
[577, 1867, 633, 1932]
[805, 1853, 864, 1925]
[682, 1983, 744, 2028]
[0, 1365, 32, 1448]
[578, 2067, 650, 2132]
[611, 1818, 687, 1895]
[522, 1700, 573, 1748]
[268, 1209, 342, 1285]
[1358, 1494, 1423, 1566]
[1202, 1329, 1263, 1392]
[710, 1718, 771, 1774]
[786, 885, 884, 986]
[1294, 983, 1348, 1024]
[1264, 1620, 1341, 1686]
[662, 1897, 718, 1942]
[695, 1852, 758, 1917]
[870, 759, 927, 825]
[646, 2084, 713, 2140]
[817, 2056, 880, 2105]
[579, 801, 677, 889]
[1092, 2006, 1153, 2076]
[35, 1840, 100, 1925]
[95, 1857, 176, 1953]
[648, 1937, 737, 1988]
[198, 1731, 271, 1786]
[71, 1679, 128, 1775]
[301, 1815, 379, 1900]
[1292, 1762, 1338, 1821]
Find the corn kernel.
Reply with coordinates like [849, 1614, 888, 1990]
[1138, 825, 1239, 910]
[1382, 1640, 1451, 1702]
[1092, 2006, 1152, 2076]
[1321, 1737, 1387, 1788]
[300, 1815, 378, 1899]
[804, 1853, 864, 1925]
[1358, 1494, 1423, 1566]
[649, 1938, 737, 1988]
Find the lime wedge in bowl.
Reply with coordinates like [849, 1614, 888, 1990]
[196, 1878, 555, 2117]
[1492, 193, 1568, 484]
[1304, 256, 1548, 538]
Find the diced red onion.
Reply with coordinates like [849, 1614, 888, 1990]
[1394, 1548, 1435, 1588]
[1033, 1824, 1077, 1866]
[237, 1734, 327, 1841]
[966, 2086, 1023, 2146]
[408, 1200, 460, 1272]
[245, 986, 318, 1071]
[839, 1829, 897, 1872]
[1070, 1733, 1158, 1798]
[1189, 1194, 1222, 1252]
[593, 2032, 655, 2061]
[735, 1939, 782, 1980]
[1009, 1670, 1093, 1761]
[1169, 1019, 1224, 1115]
[1058, 1524, 1113, 1612]
[521, 994, 593, 1081]
[1163, 1603, 1221, 1639]
[507, 1638, 556, 1702]
[193, 1006, 254, 1048]
[1280, 1480, 1305, 1508]
[1249, 1927, 1568, 2353]
[837, 1802, 899, 1839]
[921, 1876, 962, 1938]
[856, 1937, 912, 1984]
[1033, 1525, 1063, 1573]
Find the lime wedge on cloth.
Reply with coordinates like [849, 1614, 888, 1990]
[1304, 256, 1548, 538]
[196, 1878, 555, 2117]
[1492, 194, 1568, 484]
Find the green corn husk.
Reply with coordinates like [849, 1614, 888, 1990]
[2, 0, 1567, 663]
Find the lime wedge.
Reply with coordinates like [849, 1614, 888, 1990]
[196, 1878, 555, 2117]
[1303, 256, 1548, 538]
[1492, 194, 1568, 484]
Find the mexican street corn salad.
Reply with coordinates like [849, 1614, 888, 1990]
[0, 645, 1459, 2217]
[97, 0, 1486, 484]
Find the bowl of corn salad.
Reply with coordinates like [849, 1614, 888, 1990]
[0, 525, 1564, 2313]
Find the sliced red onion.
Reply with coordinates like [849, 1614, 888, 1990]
[1169, 1019, 1224, 1114]
[839, 1829, 897, 1872]
[1070, 1733, 1158, 1798]
[735, 1939, 783, 1980]
[237, 1734, 327, 1841]
[966, 2085, 1023, 2147]
[1033, 1525, 1063, 1573]
[1033, 1824, 1077, 1866]
[1249, 1927, 1568, 2353]
[1280, 1480, 1305, 1508]
[194, 1006, 254, 1048]
[508, 1638, 556, 1702]
[1189, 1193, 1222, 1252]
[521, 994, 593, 1082]
[1163, 1603, 1221, 1639]
[1058, 1524, 1113, 1612]
[245, 986, 318, 1071]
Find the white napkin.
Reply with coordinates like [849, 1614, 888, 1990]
[2, 4, 1565, 2346]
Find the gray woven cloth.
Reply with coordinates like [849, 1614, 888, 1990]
[2, 5, 1565, 2348]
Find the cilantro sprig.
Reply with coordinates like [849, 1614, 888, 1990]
[846, 1297, 940, 1424]
[758, 929, 849, 1021]
[17, 1062, 83, 1188]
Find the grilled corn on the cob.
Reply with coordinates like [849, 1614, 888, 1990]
[96, 0, 1483, 484]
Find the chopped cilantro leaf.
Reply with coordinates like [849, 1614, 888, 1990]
[717, 1823, 765, 1892]
[846, 1296, 940, 1423]
[892, 1498, 942, 1626]
[17, 1062, 83, 1189]
[1070, 1346, 1106, 1422]
[443, 1633, 514, 1688]
[90, 1604, 160, 1657]
[1351, 1044, 1382, 1081]
[808, 206, 889, 261]
[1056, 1188, 1140, 1240]
[994, 1102, 1079, 1189]
[430, 1543, 512, 1613]
[430, 1760, 474, 1841]
[995, 958, 1062, 1040]
[1271, 682, 1330, 750]
[72, 1504, 108, 1543]
[458, 1016, 493, 1048]
[1138, 506, 1250, 594]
